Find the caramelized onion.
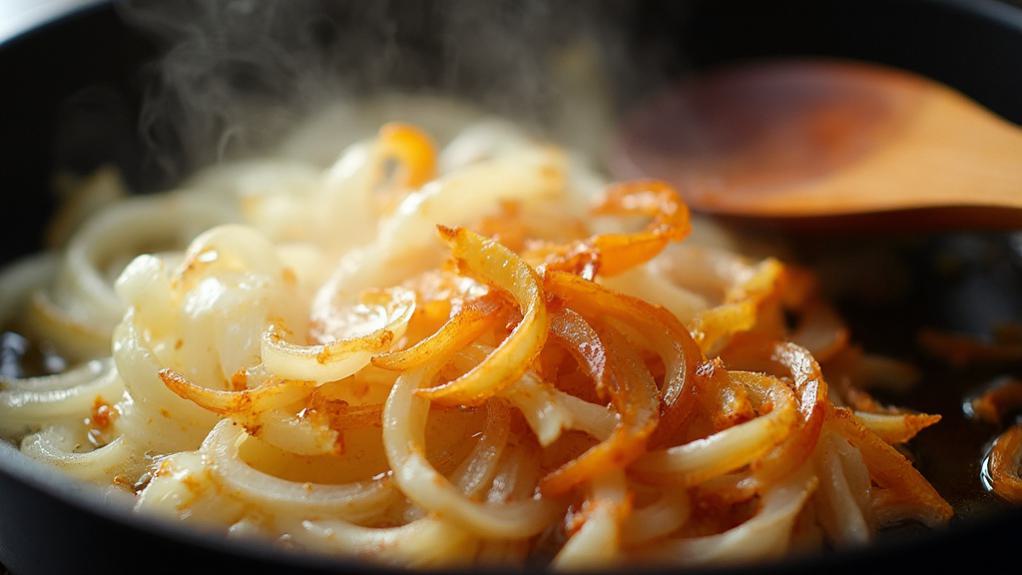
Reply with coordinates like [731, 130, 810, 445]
[986, 424, 1022, 503]
[552, 469, 630, 569]
[968, 378, 1022, 425]
[852, 411, 940, 444]
[619, 489, 691, 546]
[416, 227, 548, 405]
[539, 179, 691, 278]
[159, 369, 316, 415]
[722, 339, 828, 491]
[3, 118, 958, 566]
[637, 467, 818, 565]
[918, 328, 1022, 366]
[540, 323, 659, 496]
[544, 271, 701, 448]
[261, 287, 415, 383]
[450, 344, 616, 447]
[829, 406, 952, 526]
[547, 306, 607, 391]
[689, 259, 785, 355]
[374, 294, 505, 371]
[790, 301, 849, 363]
[376, 123, 437, 190]
[633, 370, 797, 486]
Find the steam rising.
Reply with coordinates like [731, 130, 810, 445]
[118, 0, 648, 180]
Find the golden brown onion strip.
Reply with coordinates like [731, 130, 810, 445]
[986, 424, 1022, 504]
[540, 323, 659, 497]
[416, 227, 548, 406]
[373, 295, 505, 371]
[544, 271, 702, 448]
[539, 179, 691, 278]
[829, 406, 952, 526]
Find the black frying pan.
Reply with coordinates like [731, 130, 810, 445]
[2, 1, 1022, 573]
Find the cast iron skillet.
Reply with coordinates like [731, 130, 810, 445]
[3, 1, 1022, 573]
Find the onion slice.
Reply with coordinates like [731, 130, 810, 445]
[448, 344, 616, 446]
[295, 517, 474, 567]
[722, 339, 828, 491]
[202, 419, 396, 518]
[544, 271, 701, 447]
[540, 323, 659, 497]
[548, 306, 607, 393]
[968, 378, 1022, 425]
[789, 300, 849, 363]
[552, 470, 630, 569]
[384, 361, 561, 539]
[619, 489, 691, 547]
[261, 287, 415, 383]
[159, 369, 316, 415]
[986, 424, 1022, 504]
[0, 362, 121, 434]
[637, 466, 817, 565]
[376, 123, 437, 189]
[416, 227, 548, 406]
[540, 179, 691, 278]
[374, 294, 505, 371]
[852, 411, 940, 444]
[633, 370, 797, 486]
[828, 406, 952, 526]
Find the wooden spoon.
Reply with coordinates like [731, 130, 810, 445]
[614, 59, 1022, 229]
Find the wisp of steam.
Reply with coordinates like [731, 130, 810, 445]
[116, 0, 668, 182]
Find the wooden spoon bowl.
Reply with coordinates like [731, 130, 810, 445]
[614, 60, 1022, 229]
